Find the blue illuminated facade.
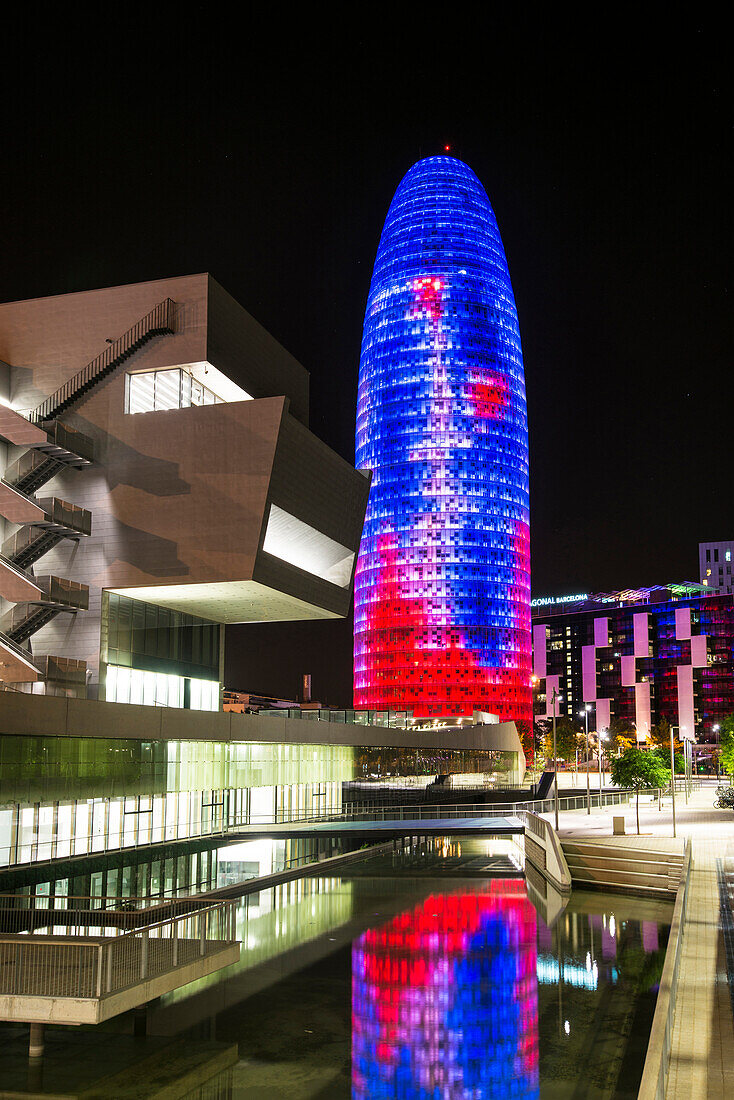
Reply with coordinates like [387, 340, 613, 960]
[354, 156, 531, 720]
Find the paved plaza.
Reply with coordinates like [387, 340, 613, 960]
[543, 785, 734, 1099]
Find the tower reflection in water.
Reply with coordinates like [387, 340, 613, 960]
[352, 880, 539, 1099]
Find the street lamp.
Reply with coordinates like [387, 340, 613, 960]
[579, 705, 591, 815]
[713, 724, 720, 778]
[599, 732, 607, 798]
[552, 687, 563, 832]
[669, 725, 679, 839]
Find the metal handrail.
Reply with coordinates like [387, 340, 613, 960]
[0, 789, 636, 871]
[0, 629, 43, 669]
[0, 898, 237, 1000]
[22, 298, 175, 424]
[0, 893, 219, 935]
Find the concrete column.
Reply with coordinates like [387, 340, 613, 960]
[28, 1022, 44, 1059]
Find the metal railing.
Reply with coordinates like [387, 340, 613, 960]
[0, 629, 43, 671]
[23, 298, 176, 424]
[0, 897, 237, 1001]
[0, 893, 220, 935]
[636, 839, 693, 1100]
[0, 789, 635, 871]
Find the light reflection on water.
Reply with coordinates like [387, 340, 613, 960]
[352, 881, 539, 1099]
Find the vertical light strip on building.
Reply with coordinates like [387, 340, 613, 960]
[354, 156, 531, 720]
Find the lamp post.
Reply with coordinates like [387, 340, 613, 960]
[552, 687, 563, 832]
[713, 724, 720, 778]
[599, 732, 607, 798]
[579, 705, 591, 815]
[669, 725, 679, 839]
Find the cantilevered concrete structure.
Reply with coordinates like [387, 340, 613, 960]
[0, 275, 369, 703]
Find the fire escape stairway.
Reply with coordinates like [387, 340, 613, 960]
[2, 497, 92, 571]
[0, 423, 94, 684]
[1, 298, 175, 687]
[0, 575, 89, 645]
[24, 297, 175, 425]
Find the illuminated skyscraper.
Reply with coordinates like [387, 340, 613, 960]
[354, 156, 531, 721]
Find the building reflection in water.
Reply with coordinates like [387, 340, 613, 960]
[352, 879, 539, 1099]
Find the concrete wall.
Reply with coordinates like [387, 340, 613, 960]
[0, 691, 522, 755]
[0, 273, 309, 423]
[206, 276, 309, 425]
[0, 276, 367, 680]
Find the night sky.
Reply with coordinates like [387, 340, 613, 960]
[3, 14, 731, 704]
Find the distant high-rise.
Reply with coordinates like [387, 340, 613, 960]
[699, 539, 734, 594]
[354, 156, 531, 722]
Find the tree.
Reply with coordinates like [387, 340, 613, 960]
[608, 716, 637, 754]
[651, 745, 684, 774]
[540, 716, 581, 765]
[610, 748, 670, 834]
[649, 718, 683, 755]
[719, 715, 734, 779]
[514, 719, 534, 766]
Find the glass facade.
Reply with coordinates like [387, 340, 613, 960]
[102, 592, 220, 709]
[354, 156, 531, 722]
[534, 593, 734, 740]
[0, 735, 354, 868]
[0, 733, 520, 869]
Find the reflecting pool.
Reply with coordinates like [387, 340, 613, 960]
[0, 840, 672, 1098]
[352, 880, 539, 1098]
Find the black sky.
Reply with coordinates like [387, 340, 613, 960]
[2, 13, 732, 704]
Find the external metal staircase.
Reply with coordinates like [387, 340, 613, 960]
[3, 421, 93, 494]
[0, 298, 176, 688]
[2, 498, 92, 569]
[24, 298, 175, 424]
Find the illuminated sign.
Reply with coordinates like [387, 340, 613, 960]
[531, 593, 588, 608]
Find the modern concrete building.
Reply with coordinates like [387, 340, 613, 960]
[531, 583, 734, 751]
[0, 274, 370, 705]
[0, 692, 526, 886]
[699, 538, 734, 594]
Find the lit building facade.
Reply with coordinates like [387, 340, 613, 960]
[699, 539, 734, 594]
[354, 157, 531, 722]
[532, 583, 734, 748]
[0, 274, 369, 705]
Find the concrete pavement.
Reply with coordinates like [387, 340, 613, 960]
[542, 786, 734, 1099]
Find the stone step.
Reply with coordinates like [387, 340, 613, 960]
[565, 852, 679, 876]
[562, 841, 684, 863]
[568, 873, 674, 898]
[566, 863, 675, 891]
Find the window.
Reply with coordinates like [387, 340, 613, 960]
[715, 549, 719, 562]
[706, 549, 711, 562]
[727, 550, 732, 562]
[125, 368, 224, 414]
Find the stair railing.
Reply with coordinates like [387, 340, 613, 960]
[25, 298, 175, 424]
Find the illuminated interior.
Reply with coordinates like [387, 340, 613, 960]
[125, 362, 251, 414]
[105, 664, 219, 711]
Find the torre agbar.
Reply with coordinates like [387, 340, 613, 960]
[354, 156, 531, 721]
